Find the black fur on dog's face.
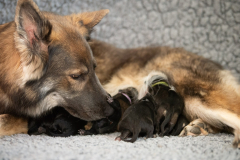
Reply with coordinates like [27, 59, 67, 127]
[149, 83, 185, 136]
[116, 94, 156, 143]
[28, 107, 87, 137]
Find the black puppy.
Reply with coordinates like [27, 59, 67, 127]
[79, 87, 138, 135]
[169, 115, 189, 136]
[28, 107, 87, 137]
[116, 94, 156, 143]
[149, 78, 185, 136]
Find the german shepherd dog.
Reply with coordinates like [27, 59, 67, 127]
[0, 0, 114, 136]
[90, 39, 240, 148]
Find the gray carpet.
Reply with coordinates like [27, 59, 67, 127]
[1, 133, 240, 160]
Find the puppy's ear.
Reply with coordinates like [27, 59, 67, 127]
[66, 9, 109, 39]
[15, 0, 52, 82]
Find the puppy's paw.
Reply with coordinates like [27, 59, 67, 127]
[78, 129, 85, 135]
[179, 119, 216, 136]
[115, 136, 121, 141]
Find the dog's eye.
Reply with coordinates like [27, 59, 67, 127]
[86, 36, 91, 42]
[93, 63, 97, 70]
[70, 74, 81, 80]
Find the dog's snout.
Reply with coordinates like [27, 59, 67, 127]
[104, 94, 115, 117]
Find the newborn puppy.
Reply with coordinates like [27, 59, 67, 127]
[149, 78, 185, 136]
[28, 107, 87, 137]
[169, 115, 189, 136]
[79, 87, 138, 135]
[116, 94, 156, 143]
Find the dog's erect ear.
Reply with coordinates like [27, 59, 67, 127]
[66, 9, 109, 39]
[14, 0, 52, 83]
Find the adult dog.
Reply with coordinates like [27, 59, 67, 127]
[90, 39, 240, 148]
[0, 0, 114, 135]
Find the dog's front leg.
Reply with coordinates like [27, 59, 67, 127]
[0, 114, 28, 137]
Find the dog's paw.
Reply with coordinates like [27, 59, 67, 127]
[179, 119, 218, 136]
[232, 131, 240, 148]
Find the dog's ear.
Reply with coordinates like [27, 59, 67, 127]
[14, 0, 52, 82]
[66, 9, 109, 39]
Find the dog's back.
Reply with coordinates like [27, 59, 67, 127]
[91, 39, 240, 147]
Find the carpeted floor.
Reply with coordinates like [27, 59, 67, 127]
[0, 132, 240, 160]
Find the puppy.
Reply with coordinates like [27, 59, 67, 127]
[169, 115, 189, 136]
[79, 87, 138, 135]
[116, 94, 156, 143]
[148, 73, 185, 136]
[28, 107, 87, 137]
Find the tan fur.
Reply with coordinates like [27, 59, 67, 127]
[179, 119, 222, 136]
[0, 0, 110, 136]
[91, 39, 240, 147]
[0, 114, 28, 137]
[66, 9, 109, 38]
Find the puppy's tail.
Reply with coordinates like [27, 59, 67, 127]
[122, 129, 139, 143]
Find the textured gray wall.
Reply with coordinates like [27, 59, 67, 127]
[0, 0, 240, 81]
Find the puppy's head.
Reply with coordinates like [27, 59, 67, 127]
[118, 87, 139, 104]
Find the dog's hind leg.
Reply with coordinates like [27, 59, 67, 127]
[115, 129, 131, 141]
[0, 114, 28, 137]
[181, 70, 240, 148]
[183, 96, 240, 148]
[146, 125, 154, 139]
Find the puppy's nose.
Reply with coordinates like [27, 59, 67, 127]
[38, 127, 46, 134]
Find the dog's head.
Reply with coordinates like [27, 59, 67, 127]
[14, 0, 113, 120]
